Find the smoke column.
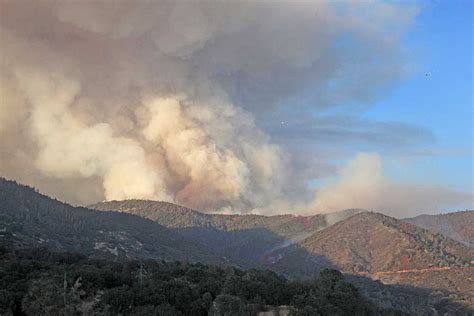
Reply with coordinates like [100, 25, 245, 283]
[309, 153, 472, 217]
[4, 0, 462, 216]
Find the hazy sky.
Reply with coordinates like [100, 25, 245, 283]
[0, 0, 472, 216]
[276, 0, 474, 204]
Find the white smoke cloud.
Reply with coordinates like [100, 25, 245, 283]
[3, 0, 467, 215]
[11, 67, 172, 202]
[309, 152, 473, 217]
[310, 152, 384, 213]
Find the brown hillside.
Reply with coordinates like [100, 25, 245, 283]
[406, 210, 474, 248]
[274, 212, 474, 275]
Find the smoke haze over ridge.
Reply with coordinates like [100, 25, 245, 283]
[0, 0, 471, 216]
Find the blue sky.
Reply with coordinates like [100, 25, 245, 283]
[365, 0, 473, 191]
[263, 0, 474, 213]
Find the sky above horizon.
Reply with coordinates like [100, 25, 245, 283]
[300, 0, 473, 203]
[0, 0, 472, 217]
[368, 0, 473, 192]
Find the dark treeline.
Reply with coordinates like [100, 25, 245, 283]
[0, 247, 401, 316]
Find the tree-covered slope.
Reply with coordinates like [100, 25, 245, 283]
[2, 247, 472, 316]
[90, 199, 339, 236]
[91, 200, 362, 268]
[0, 178, 222, 264]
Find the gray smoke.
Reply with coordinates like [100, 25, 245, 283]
[3, 1, 467, 215]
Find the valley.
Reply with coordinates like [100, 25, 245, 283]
[1, 177, 472, 314]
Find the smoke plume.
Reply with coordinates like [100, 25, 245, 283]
[309, 153, 473, 217]
[2, 0, 468, 215]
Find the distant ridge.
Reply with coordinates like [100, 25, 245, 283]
[91, 200, 365, 267]
[2, 178, 474, 310]
[406, 210, 474, 248]
[90, 199, 363, 236]
[91, 200, 473, 275]
[272, 211, 474, 276]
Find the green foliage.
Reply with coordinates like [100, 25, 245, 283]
[290, 270, 374, 316]
[210, 295, 247, 316]
[0, 248, 378, 316]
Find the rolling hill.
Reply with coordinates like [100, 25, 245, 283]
[0, 178, 222, 264]
[270, 212, 474, 309]
[92, 200, 474, 310]
[91, 200, 362, 267]
[271, 212, 473, 276]
[2, 178, 473, 312]
[406, 211, 474, 248]
[91, 200, 474, 275]
[90, 199, 357, 236]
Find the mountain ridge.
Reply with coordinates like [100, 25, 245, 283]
[271, 211, 473, 276]
[91, 199, 474, 276]
[91, 200, 366, 269]
[2, 177, 474, 310]
[0, 178, 224, 264]
[90, 199, 364, 237]
[406, 210, 473, 248]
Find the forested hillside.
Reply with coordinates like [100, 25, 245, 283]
[91, 200, 361, 268]
[1, 178, 473, 314]
[91, 200, 331, 235]
[0, 247, 380, 316]
[0, 178, 221, 264]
